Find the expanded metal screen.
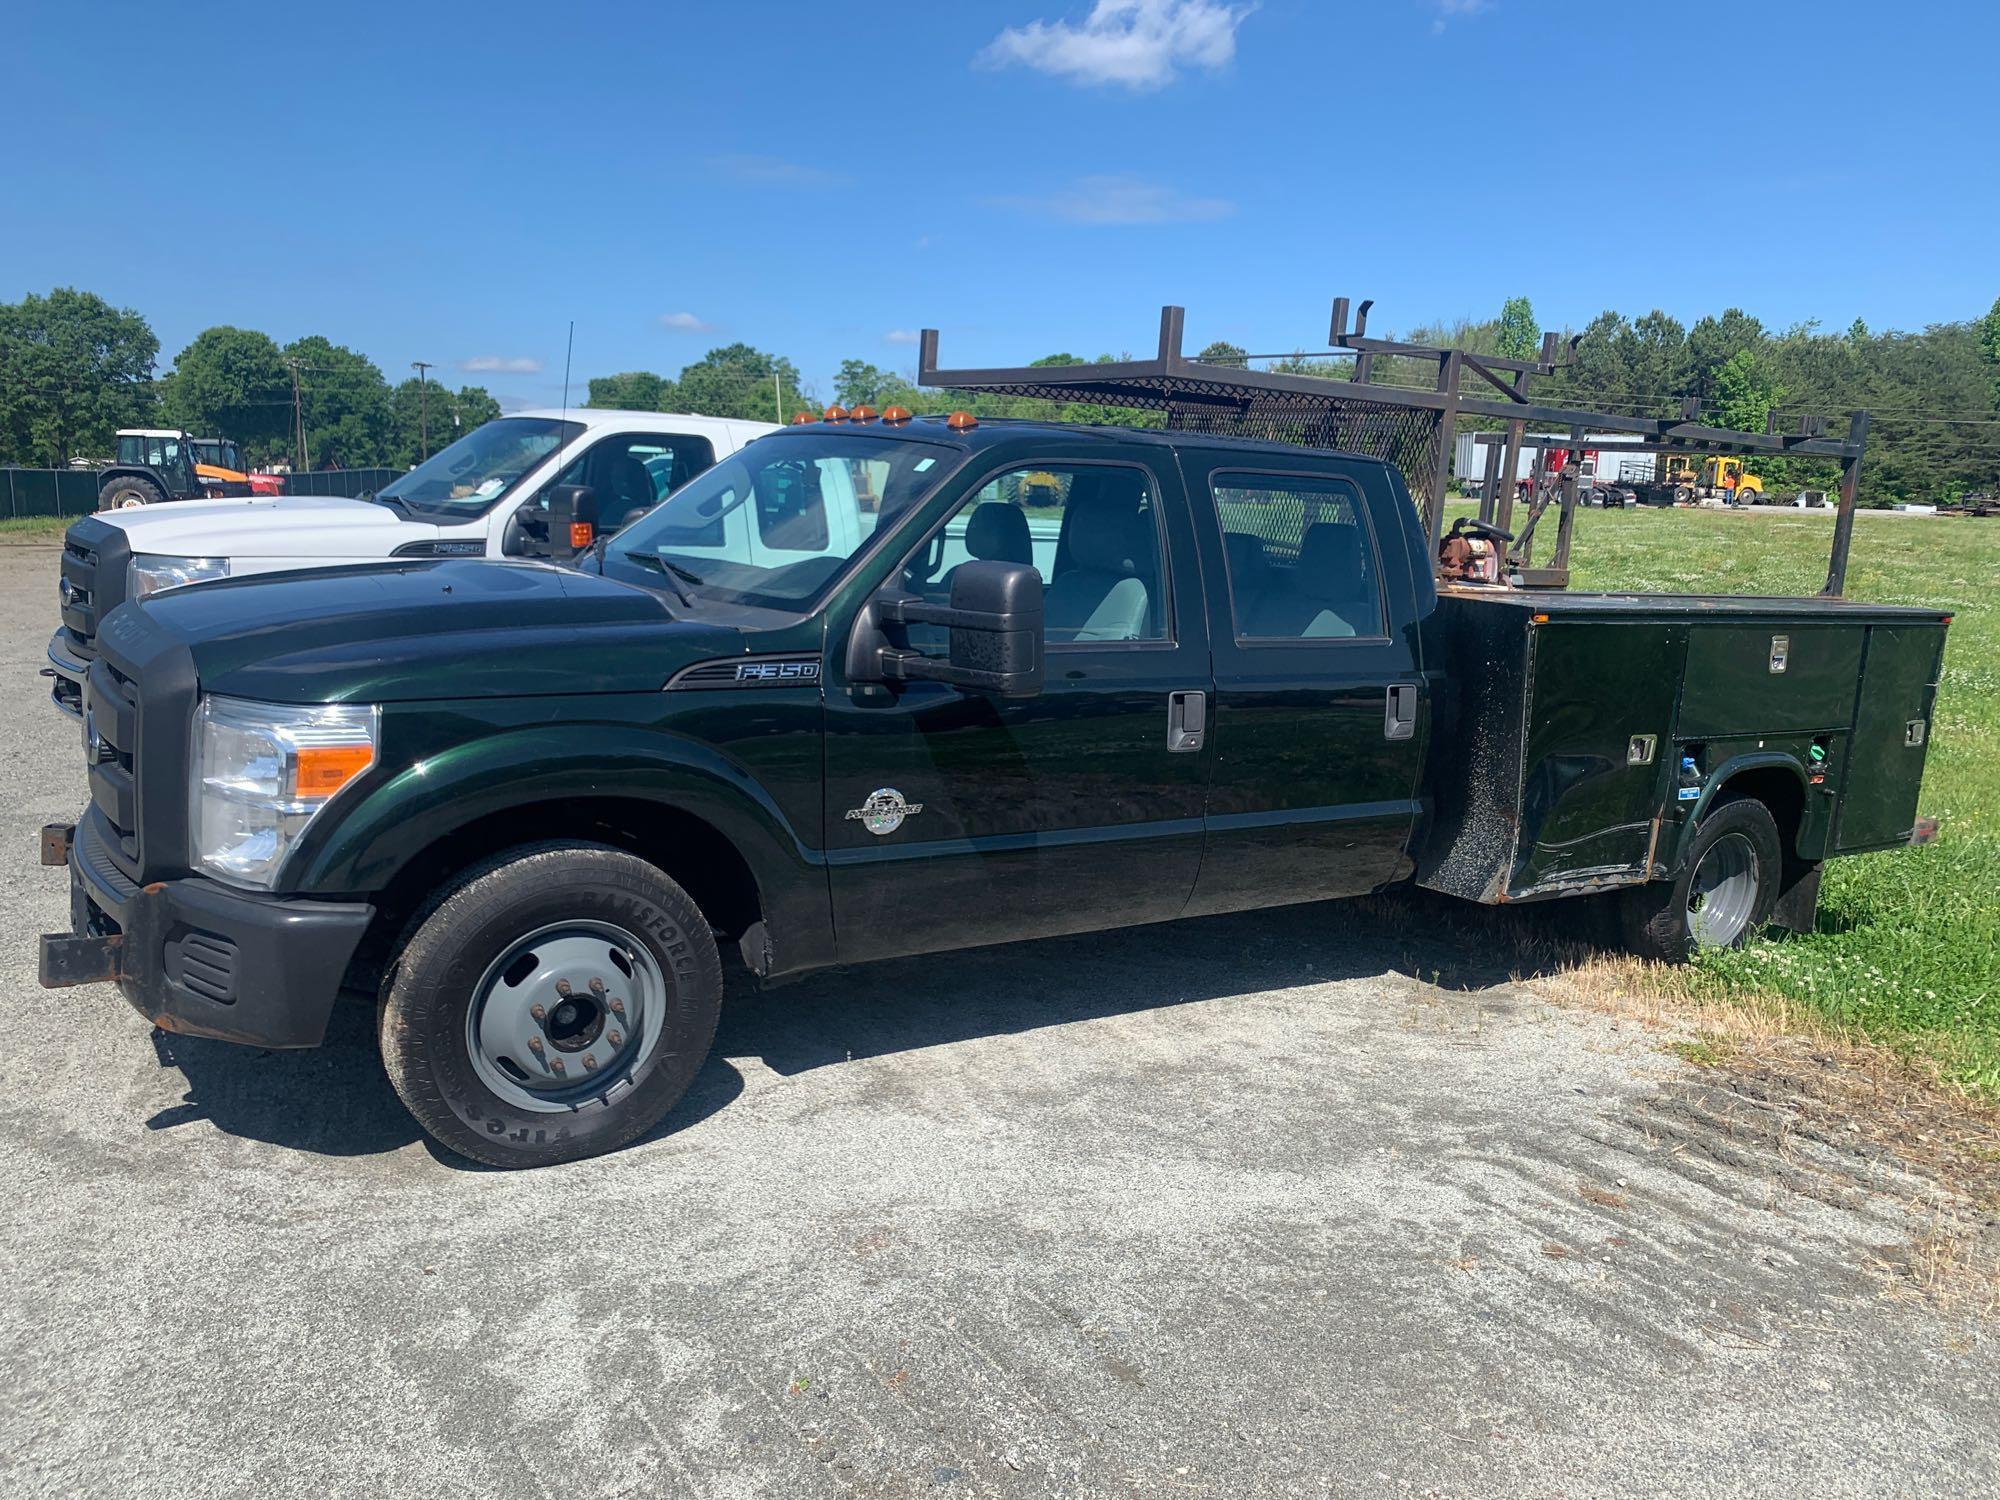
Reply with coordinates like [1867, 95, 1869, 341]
[936, 371, 1445, 519]
[1163, 395, 1443, 516]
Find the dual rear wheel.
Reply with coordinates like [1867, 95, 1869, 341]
[1621, 795, 1785, 963]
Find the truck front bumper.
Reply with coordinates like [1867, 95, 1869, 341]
[38, 818, 374, 1049]
[46, 629, 86, 718]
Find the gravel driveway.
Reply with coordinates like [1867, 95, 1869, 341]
[0, 542, 1991, 1498]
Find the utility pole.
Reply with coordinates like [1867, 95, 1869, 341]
[411, 360, 434, 459]
[285, 358, 309, 472]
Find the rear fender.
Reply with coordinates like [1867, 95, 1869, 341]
[1667, 750, 1811, 872]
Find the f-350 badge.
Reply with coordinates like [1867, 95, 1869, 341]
[846, 787, 923, 837]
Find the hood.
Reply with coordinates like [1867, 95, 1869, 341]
[99, 495, 438, 558]
[134, 559, 741, 702]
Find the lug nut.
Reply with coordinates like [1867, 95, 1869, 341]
[528, 1036, 544, 1053]
[609, 999, 625, 1016]
[554, 980, 572, 997]
[582, 1056, 598, 1072]
[530, 1003, 546, 1021]
[607, 1031, 622, 1049]
[550, 1058, 566, 1075]
[589, 977, 606, 995]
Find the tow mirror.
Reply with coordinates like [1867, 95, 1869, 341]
[848, 560, 1044, 699]
[546, 484, 598, 559]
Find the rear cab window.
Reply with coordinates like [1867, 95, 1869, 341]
[1210, 471, 1386, 640]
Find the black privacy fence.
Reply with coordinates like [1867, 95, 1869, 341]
[0, 467, 404, 518]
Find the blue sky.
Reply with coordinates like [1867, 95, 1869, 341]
[8, 0, 1995, 412]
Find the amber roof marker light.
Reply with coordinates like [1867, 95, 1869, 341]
[848, 404, 877, 424]
[822, 404, 850, 423]
[945, 410, 979, 431]
[881, 405, 912, 426]
[790, 411, 815, 425]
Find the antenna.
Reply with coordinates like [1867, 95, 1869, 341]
[559, 321, 574, 421]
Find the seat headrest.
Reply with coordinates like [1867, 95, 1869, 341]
[965, 502, 1032, 566]
[1224, 530, 1267, 578]
[599, 452, 652, 503]
[1297, 521, 1363, 596]
[1065, 496, 1150, 575]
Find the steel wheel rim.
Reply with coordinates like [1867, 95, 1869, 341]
[1686, 832, 1759, 948]
[464, 920, 668, 1113]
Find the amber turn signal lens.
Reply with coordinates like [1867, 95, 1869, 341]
[570, 521, 594, 550]
[294, 744, 374, 798]
[945, 410, 978, 430]
[881, 405, 912, 425]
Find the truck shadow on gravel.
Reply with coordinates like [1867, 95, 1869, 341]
[146, 891, 1611, 1166]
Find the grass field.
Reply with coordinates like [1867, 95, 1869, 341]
[0, 516, 73, 541]
[1532, 503, 1999, 1098]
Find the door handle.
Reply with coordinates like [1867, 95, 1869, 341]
[1168, 690, 1206, 753]
[1385, 684, 1418, 741]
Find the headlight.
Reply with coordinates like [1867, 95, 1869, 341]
[192, 696, 379, 890]
[129, 554, 229, 601]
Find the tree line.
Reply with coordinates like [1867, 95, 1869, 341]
[0, 288, 500, 471]
[6, 284, 1998, 503]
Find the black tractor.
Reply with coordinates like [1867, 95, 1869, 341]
[96, 428, 252, 510]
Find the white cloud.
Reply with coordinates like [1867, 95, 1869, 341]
[708, 153, 849, 188]
[660, 312, 716, 334]
[991, 174, 1235, 225]
[885, 329, 921, 346]
[978, 0, 1253, 91]
[1431, 0, 1490, 33]
[459, 355, 542, 374]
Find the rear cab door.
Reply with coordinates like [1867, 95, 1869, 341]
[1180, 451, 1429, 916]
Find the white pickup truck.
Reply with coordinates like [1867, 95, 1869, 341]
[47, 408, 777, 715]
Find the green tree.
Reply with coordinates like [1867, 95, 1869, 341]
[1708, 349, 1786, 436]
[1981, 295, 2000, 402]
[1495, 296, 1540, 361]
[282, 335, 390, 467]
[674, 344, 809, 422]
[159, 325, 290, 461]
[1195, 340, 1247, 365]
[0, 287, 158, 466]
[586, 371, 676, 411]
[387, 380, 502, 467]
[834, 359, 918, 409]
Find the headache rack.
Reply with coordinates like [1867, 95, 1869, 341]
[917, 302, 1872, 597]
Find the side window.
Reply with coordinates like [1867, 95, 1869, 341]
[1211, 472, 1383, 640]
[901, 462, 1167, 651]
[537, 433, 717, 533]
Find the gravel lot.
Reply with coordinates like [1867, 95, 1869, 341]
[0, 542, 1993, 1498]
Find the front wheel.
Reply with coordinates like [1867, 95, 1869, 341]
[380, 843, 723, 1168]
[1621, 796, 1782, 963]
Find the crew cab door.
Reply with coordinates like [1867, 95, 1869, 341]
[822, 447, 1212, 965]
[1182, 456, 1425, 917]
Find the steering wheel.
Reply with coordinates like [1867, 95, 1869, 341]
[1448, 515, 1514, 544]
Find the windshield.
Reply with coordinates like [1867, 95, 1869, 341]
[613, 433, 959, 610]
[376, 416, 583, 520]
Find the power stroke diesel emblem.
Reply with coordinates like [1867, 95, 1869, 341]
[846, 788, 923, 837]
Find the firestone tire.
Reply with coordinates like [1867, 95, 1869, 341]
[379, 843, 723, 1169]
[100, 475, 163, 510]
[1620, 796, 1782, 964]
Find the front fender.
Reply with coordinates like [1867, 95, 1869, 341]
[288, 720, 834, 971]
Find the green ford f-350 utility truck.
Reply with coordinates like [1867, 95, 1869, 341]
[38, 413, 1948, 1167]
